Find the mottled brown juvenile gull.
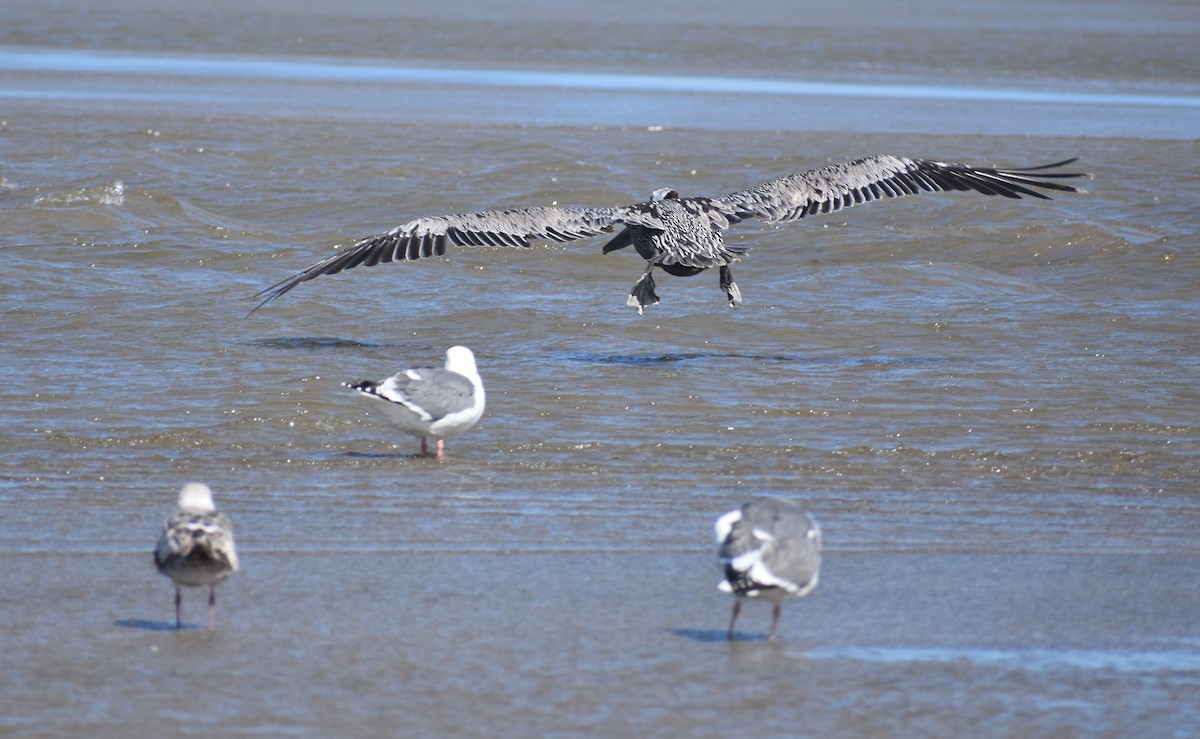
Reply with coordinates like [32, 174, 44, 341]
[154, 483, 239, 631]
[344, 345, 485, 458]
[716, 498, 821, 641]
[253, 155, 1084, 314]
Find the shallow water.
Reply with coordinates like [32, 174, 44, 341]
[2, 0, 1199, 736]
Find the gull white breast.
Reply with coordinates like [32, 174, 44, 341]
[344, 345, 485, 457]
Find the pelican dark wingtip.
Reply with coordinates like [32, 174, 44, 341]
[996, 158, 1089, 194]
[246, 270, 307, 316]
[1015, 157, 1080, 171]
[1018, 157, 1090, 194]
[247, 239, 377, 316]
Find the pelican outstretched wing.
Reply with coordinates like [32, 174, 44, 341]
[716, 155, 1086, 224]
[253, 205, 626, 311]
[251, 155, 1086, 313]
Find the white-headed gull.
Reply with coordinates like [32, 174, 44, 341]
[154, 483, 239, 631]
[345, 345, 485, 457]
[716, 498, 821, 641]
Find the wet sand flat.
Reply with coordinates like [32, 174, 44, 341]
[4, 550, 1199, 735]
[1, 0, 1199, 736]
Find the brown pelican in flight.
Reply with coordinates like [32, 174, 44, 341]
[253, 155, 1083, 314]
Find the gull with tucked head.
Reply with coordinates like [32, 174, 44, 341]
[716, 498, 821, 641]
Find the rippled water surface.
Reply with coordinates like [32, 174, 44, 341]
[2, 0, 1199, 736]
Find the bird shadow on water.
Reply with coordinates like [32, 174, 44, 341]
[566, 350, 792, 364]
[340, 450, 429, 460]
[671, 628, 771, 643]
[566, 352, 950, 367]
[247, 337, 393, 350]
[245, 343, 950, 370]
[113, 618, 197, 632]
[247, 337, 454, 363]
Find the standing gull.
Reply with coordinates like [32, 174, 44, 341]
[154, 483, 239, 631]
[345, 345, 485, 457]
[716, 498, 821, 641]
[252, 155, 1084, 314]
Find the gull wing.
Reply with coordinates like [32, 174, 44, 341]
[351, 368, 477, 423]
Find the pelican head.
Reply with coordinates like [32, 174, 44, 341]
[650, 187, 680, 202]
